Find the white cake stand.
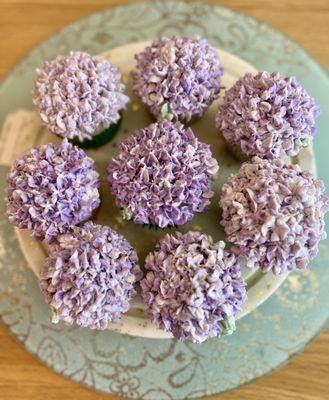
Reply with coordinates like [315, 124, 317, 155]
[3, 42, 315, 339]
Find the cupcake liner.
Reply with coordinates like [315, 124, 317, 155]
[70, 117, 121, 149]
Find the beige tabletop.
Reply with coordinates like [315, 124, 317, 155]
[0, 1, 329, 399]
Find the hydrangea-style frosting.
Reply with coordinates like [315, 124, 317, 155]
[33, 51, 129, 141]
[132, 36, 223, 122]
[107, 120, 219, 228]
[141, 231, 247, 343]
[216, 72, 320, 159]
[5, 139, 100, 243]
[220, 157, 329, 275]
[39, 222, 142, 329]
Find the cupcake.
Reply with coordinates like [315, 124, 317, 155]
[39, 221, 142, 329]
[131, 36, 223, 122]
[220, 157, 329, 275]
[216, 72, 320, 160]
[5, 139, 100, 243]
[33, 51, 129, 148]
[107, 120, 219, 228]
[141, 231, 247, 343]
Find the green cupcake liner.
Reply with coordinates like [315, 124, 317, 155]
[70, 117, 121, 149]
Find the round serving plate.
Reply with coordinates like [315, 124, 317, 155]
[10, 41, 315, 339]
[1, 1, 329, 399]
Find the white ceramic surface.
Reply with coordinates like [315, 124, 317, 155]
[8, 42, 316, 339]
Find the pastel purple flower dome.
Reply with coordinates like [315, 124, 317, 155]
[216, 72, 320, 159]
[141, 231, 247, 343]
[131, 36, 223, 122]
[39, 222, 142, 329]
[107, 120, 219, 228]
[220, 157, 329, 275]
[5, 139, 100, 243]
[33, 51, 129, 141]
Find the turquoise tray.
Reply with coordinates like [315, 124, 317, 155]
[0, 1, 328, 399]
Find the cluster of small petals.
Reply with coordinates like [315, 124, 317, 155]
[220, 157, 329, 275]
[107, 120, 219, 228]
[5, 139, 100, 243]
[131, 36, 223, 122]
[33, 51, 129, 141]
[140, 231, 247, 343]
[39, 222, 142, 329]
[216, 72, 320, 159]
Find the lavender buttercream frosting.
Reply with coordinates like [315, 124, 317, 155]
[132, 36, 223, 122]
[107, 120, 219, 228]
[220, 157, 329, 274]
[39, 222, 142, 329]
[216, 72, 320, 159]
[141, 231, 247, 343]
[5, 139, 100, 243]
[33, 51, 129, 141]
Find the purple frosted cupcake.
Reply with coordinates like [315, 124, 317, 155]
[5, 139, 100, 243]
[132, 36, 223, 122]
[39, 222, 142, 329]
[141, 231, 247, 343]
[220, 157, 329, 275]
[107, 120, 219, 228]
[216, 72, 320, 159]
[33, 51, 129, 148]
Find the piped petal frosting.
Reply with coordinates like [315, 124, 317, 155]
[216, 72, 320, 159]
[141, 231, 247, 343]
[220, 157, 329, 274]
[107, 120, 219, 228]
[33, 51, 129, 141]
[132, 36, 223, 122]
[5, 139, 100, 242]
[39, 222, 142, 329]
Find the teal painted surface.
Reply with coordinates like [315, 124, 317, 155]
[0, 1, 328, 398]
